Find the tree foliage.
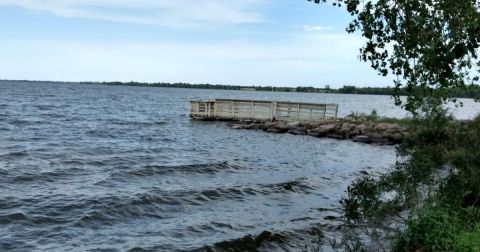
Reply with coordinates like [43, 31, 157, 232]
[309, 0, 480, 113]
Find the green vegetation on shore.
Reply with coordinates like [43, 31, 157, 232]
[3, 80, 480, 99]
[339, 109, 480, 251]
[308, 0, 480, 250]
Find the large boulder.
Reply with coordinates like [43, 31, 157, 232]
[353, 135, 371, 143]
[261, 121, 278, 131]
[266, 127, 287, 133]
[302, 123, 317, 130]
[289, 128, 307, 135]
[243, 123, 261, 130]
[386, 132, 403, 143]
[355, 124, 368, 134]
[336, 123, 357, 137]
[383, 124, 403, 134]
[310, 124, 338, 137]
[347, 129, 361, 138]
[230, 124, 245, 129]
[264, 122, 289, 133]
[274, 122, 289, 131]
[366, 132, 390, 145]
[307, 128, 322, 137]
[365, 132, 384, 140]
[342, 123, 357, 130]
[374, 123, 390, 131]
[286, 121, 301, 129]
[327, 133, 346, 140]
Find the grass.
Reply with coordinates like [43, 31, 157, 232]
[392, 206, 480, 251]
[344, 110, 413, 127]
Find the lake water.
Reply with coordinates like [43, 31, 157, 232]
[0, 82, 478, 251]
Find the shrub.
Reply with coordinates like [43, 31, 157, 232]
[340, 111, 480, 251]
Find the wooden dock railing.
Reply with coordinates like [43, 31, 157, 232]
[189, 99, 338, 123]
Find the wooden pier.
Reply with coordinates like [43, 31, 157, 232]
[189, 99, 338, 123]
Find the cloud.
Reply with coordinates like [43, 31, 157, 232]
[0, 0, 268, 27]
[301, 25, 334, 32]
[0, 33, 388, 86]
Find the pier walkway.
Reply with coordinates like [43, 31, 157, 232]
[189, 99, 338, 123]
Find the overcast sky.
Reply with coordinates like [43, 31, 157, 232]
[0, 0, 391, 87]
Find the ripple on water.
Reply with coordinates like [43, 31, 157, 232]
[34, 105, 57, 111]
[108, 161, 242, 181]
[0, 82, 402, 251]
[0, 150, 29, 159]
[0, 212, 27, 224]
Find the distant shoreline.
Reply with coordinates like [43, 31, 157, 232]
[1, 79, 479, 99]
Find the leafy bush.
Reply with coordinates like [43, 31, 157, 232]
[340, 111, 480, 251]
[454, 224, 480, 252]
[392, 206, 480, 252]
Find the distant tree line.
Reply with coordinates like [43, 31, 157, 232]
[81, 81, 480, 99]
[2, 80, 479, 99]
[336, 85, 480, 99]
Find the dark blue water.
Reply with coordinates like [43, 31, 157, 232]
[0, 81, 455, 251]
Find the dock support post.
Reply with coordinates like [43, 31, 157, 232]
[271, 102, 277, 121]
[232, 100, 235, 120]
[213, 102, 217, 118]
[251, 101, 254, 121]
[297, 103, 300, 121]
[323, 105, 327, 121]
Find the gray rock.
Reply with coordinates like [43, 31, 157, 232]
[260, 122, 276, 130]
[353, 135, 371, 143]
[286, 121, 301, 128]
[302, 123, 316, 130]
[365, 132, 383, 140]
[388, 133, 403, 142]
[230, 124, 245, 129]
[243, 123, 260, 130]
[274, 122, 289, 130]
[347, 129, 361, 138]
[289, 128, 307, 135]
[371, 138, 390, 145]
[327, 133, 345, 140]
[336, 125, 352, 136]
[342, 123, 356, 130]
[315, 124, 338, 135]
[263, 122, 278, 128]
[356, 124, 368, 134]
[266, 126, 288, 133]
[307, 129, 322, 137]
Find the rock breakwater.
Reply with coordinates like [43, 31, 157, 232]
[227, 119, 409, 145]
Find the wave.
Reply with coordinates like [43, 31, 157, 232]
[34, 105, 57, 111]
[4, 161, 244, 185]
[0, 212, 27, 224]
[85, 128, 127, 138]
[108, 162, 242, 181]
[102, 118, 169, 127]
[8, 119, 46, 126]
[79, 179, 315, 226]
[3, 167, 89, 184]
[259, 177, 314, 194]
[0, 151, 29, 159]
[0, 177, 318, 228]
[197, 230, 293, 252]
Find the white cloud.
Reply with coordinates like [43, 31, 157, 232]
[301, 25, 334, 32]
[0, 0, 268, 27]
[0, 33, 388, 86]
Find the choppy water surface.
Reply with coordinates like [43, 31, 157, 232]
[0, 82, 477, 251]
